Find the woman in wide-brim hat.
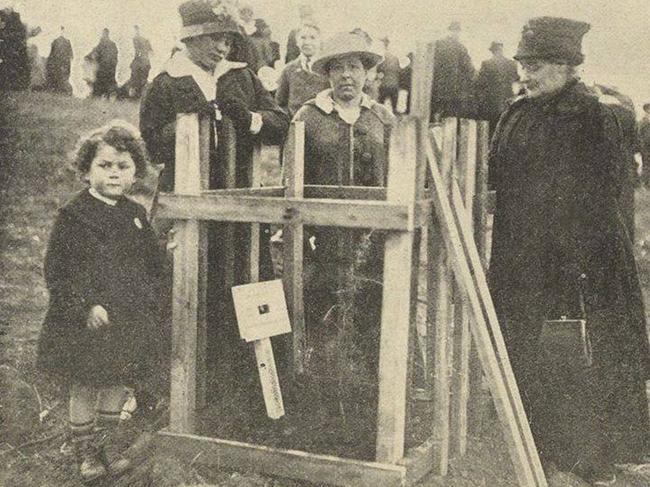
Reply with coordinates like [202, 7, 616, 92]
[291, 31, 394, 418]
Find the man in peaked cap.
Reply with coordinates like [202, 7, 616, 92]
[139, 0, 289, 399]
[489, 16, 650, 486]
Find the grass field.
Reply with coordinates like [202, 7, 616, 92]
[2, 91, 650, 487]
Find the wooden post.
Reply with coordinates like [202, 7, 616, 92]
[170, 113, 208, 433]
[473, 121, 490, 267]
[428, 118, 456, 474]
[449, 119, 476, 457]
[222, 118, 237, 291]
[248, 144, 262, 283]
[282, 121, 306, 374]
[376, 118, 419, 463]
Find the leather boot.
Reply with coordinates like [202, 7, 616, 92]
[95, 427, 132, 477]
[74, 438, 107, 484]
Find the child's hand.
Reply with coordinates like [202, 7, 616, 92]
[87, 305, 109, 330]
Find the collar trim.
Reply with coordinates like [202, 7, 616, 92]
[313, 89, 373, 114]
[89, 188, 118, 206]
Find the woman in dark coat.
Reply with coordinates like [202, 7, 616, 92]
[139, 0, 289, 390]
[293, 31, 394, 395]
[490, 16, 650, 485]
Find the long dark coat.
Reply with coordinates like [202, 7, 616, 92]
[430, 36, 475, 119]
[293, 91, 395, 375]
[89, 38, 118, 97]
[0, 9, 30, 91]
[139, 61, 289, 379]
[489, 80, 650, 476]
[37, 190, 163, 387]
[474, 55, 518, 134]
[639, 117, 650, 186]
[46, 35, 73, 94]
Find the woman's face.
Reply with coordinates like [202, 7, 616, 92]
[186, 33, 232, 72]
[85, 143, 136, 200]
[518, 60, 572, 98]
[328, 55, 367, 102]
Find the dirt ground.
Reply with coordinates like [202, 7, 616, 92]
[2, 91, 650, 487]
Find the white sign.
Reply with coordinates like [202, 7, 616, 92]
[231, 279, 292, 342]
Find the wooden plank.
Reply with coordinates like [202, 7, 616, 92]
[429, 119, 457, 475]
[248, 144, 263, 283]
[156, 193, 416, 230]
[449, 119, 476, 458]
[221, 118, 237, 292]
[203, 186, 285, 197]
[156, 431, 406, 487]
[473, 121, 490, 267]
[376, 118, 419, 464]
[425, 136, 547, 487]
[282, 121, 306, 374]
[304, 185, 386, 200]
[170, 113, 204, 433]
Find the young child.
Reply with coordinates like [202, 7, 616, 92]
[275, 22, 329, 117]
[37, 121, 163, 483]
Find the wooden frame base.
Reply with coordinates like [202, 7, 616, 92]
[155, 430, 440, 487]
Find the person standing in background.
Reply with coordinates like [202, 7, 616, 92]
[275, 22, 328, 117]
[376, 37, 401, 112]
[285, 3, 315, 64]
[430, 21, 475, 120]
[87, 28, 118, 98]
[0, 5, 30, 91]
[46, 26, 74, 95]
[129, 25, 153, 99]
[474, 41, 518, 137]
[250, 18, 279, 68]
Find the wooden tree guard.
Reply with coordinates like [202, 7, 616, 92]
[156, 43, 546, 486]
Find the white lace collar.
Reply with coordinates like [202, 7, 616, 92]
[160, 49, 247, 101]
[313, 89, 373, 124]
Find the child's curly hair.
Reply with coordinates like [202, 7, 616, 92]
[73, 120, 150, 178]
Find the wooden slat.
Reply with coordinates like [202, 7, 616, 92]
[156, 193, 416, 230]
[248, 144, 263, 283]
[429, 118, 456, 475]
[203, 186, 285, 197]
[156, 431, 406, 487]
[473, 121, 490, 267]
[449, 119, 475, 458]
[400, 438, 438, 486]
[282, 121, 306, 374]
[304, 185, 386, 200]
[170, 113, 206, 433]
[425, 135, 547, 487]
[376, 118, 419, 464]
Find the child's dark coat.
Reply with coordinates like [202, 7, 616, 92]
[37, 190, 163, 386]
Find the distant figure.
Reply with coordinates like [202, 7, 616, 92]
[430, 21, 475, 120]
[275, 22, 328, 117]
[639, 103, 650, 187]
[46, 26, 74, 95]
[250, 18, 279, 68]
[234, 3, 263, 73]
[474, 41, 518, 136]
[377, 37, 401, 112]
[0, 6, 30, 91]
[129, 25, 153, 98]
[27, 43, 47, 91]
[86, 28, 118, 98]
[285, 3, 315, 64]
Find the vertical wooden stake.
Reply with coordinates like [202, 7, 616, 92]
[170, 113, 208, 433]
[376, 118, 418, 463]
[249, 144, 262, 283]
[253, 338, 285, 419]
[429, 118, 457, 474]
[282, 121, 306, 374]
[222, 118, 237, 291]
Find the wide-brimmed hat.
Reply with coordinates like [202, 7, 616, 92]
[515, 16, 590, 66]
[312, 31, 383, 75]
[178, 0, 243, 41]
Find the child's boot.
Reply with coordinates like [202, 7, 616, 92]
[95, 411, 132, 477]
[71, 421, 107, 483]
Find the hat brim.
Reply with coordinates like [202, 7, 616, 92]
[180, 22, 243, 41]
[313, 51, 383, 75]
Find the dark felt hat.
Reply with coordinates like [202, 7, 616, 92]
[178, 0, 242, 41]
[515, 16, 590, 65]
[489, 41, 503, 52]
[643, 102, 650, 112]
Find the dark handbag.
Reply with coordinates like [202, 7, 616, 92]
[539, 274, 593, 368]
